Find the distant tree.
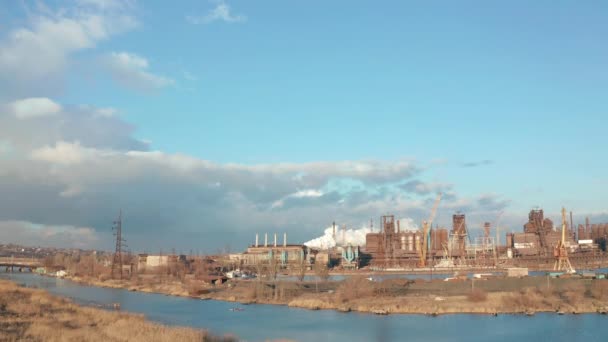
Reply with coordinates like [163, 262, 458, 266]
[313, 262, 329, 292]
[296, 258, 307, 283]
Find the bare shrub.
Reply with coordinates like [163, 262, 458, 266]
[501, 288, 540, 311]
[590, 281, 608, 300]
[0, 279, 235, 342]
[314, 264, 330, 283]
[468, 288, 487, 302]
[187, 282, 210, 296]
[335, 276, 375, 303]
[537, 284, 557, 299]
[560, 282, 585, 305]
[373, 278, 410, 296]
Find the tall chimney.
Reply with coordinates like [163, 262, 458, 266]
[255, 233, 259, 247]
[283, 232, 287, 247]
[332, 221, 336, 240]
[274, 233, 277, 247]
[264, 233, 268, 247]
[397, 220, 401, 233]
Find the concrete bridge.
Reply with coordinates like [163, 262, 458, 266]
[0, 257, 43, 272]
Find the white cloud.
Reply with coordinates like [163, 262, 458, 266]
[401, 180, 453, 195]
[0, 97, 514, 251]
[271, 189, 324, 208]
[10, 97, 62, 119]
[0, 220, 102, 249]
[182, 70, 198, 81]
[95, 107, 118, 117]
[76, 0, 135, 11]
[30, 141, 115, 165]
[103, 52, 174, 91]
[186, 1, 246, 24]
[0, 3, 137, 98]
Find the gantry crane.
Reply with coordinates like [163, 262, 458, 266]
[554, 207, 575, 274]
[493, 211, 504, 266]
[418, 193, 442, 267]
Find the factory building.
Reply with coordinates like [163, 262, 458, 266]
[365, 215, 449, 267]
[231, 233, 309, 268]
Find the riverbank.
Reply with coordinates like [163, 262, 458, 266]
[64, 274, 608, 316]
[0, 279, 236, 341]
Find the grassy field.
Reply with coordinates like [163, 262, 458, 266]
[0, 279, 236, 342]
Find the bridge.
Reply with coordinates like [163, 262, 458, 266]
[0, 257, 43, 272]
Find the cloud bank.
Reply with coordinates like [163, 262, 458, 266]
[0, 1, 514, 253]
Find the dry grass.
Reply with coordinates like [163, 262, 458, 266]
[467, 288, 488, 302]
[0, 280, 236, 342]
[335, 276, 375, 303]
[590, 281, 608, 300]
[187, 281, 211, 296]
[559, 282, 586, 305]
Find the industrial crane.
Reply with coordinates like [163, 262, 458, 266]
[554, 207, 575, 274]
[418, 193, 442, 267]
[493, 211, 504, 266]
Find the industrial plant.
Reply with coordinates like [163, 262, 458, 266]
[223, 195, 608, 276]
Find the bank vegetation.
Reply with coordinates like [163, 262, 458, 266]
[0, 279, 235, 342]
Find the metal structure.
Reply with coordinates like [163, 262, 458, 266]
[554, 207, 575, 274]
[111, 210, 127, 280]
[493, 211, 504, 265]
[379, 215, 396, 267]
[450, 213, 468, 259]
[418, 193, 442, 267]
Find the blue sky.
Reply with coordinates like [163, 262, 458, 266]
[0, 0, 606, 251]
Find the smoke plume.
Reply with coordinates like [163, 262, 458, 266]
[304, 218, 419, 249]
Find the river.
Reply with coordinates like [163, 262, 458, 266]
[2, 272, 607, 342]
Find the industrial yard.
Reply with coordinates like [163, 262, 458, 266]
[6, 201, 606, 317]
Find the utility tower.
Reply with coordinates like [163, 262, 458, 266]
[111, 210, 128, 280]
[554, 207, 575, 274]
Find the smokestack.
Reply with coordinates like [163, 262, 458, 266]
[264, 233, 268, 247]
[274, 233, 277, 247]
[332, 221, 336, 240]
[283, 232, 287, 247]
[255, 233, 259, 247]
[397, 220, 401, 233]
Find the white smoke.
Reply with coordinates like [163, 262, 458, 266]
[304, 218, 419, 249]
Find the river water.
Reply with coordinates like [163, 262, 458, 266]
[2, 272, 607, 342]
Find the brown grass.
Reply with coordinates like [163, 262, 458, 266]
[590, 281, 608, 300]
[468, 288, 488, 302]
[0, 280, 236, 342]
[335, 276, 375, 303]
[559, 282, 585, 305]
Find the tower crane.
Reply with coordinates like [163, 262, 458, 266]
[554, 207, 575, 274]
[418, 193, 442, 267]
[493, 211, 504, 266]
